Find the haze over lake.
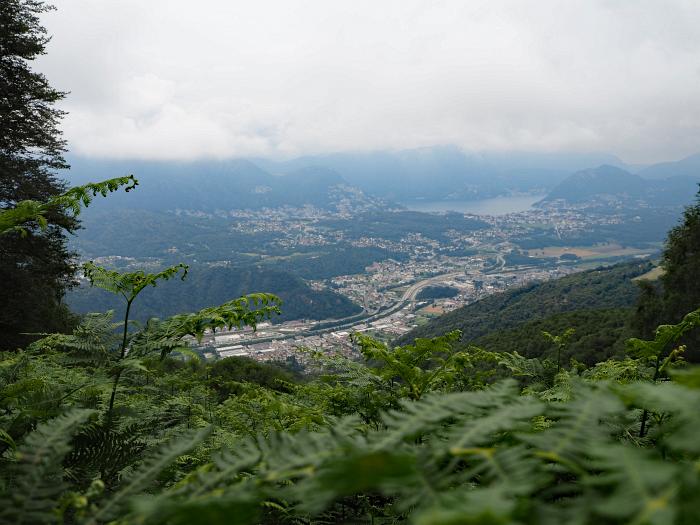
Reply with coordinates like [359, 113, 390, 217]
[402, 194, 546, 216]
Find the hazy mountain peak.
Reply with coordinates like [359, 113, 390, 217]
[285, 166, 347, 185]
[541, 165, 644, 203]
[639, 152, 700, 179]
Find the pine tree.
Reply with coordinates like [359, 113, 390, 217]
[662, 187, 700, 322]
[660, 187, 700, 360]
[0, 0, 77, 349]
[633, 187, 700, 360]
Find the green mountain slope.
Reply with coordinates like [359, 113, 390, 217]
[397, 260, 652, 346]
[67, 265, 361, 323]
[72, 208, 410, 272]
[473, 308, 634, 365]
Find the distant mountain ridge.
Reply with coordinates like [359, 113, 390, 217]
[66, 158, 382, 212]
[541, 165, 647, 203]
[65, 148, 700, 211]
[66, 147, 632, 209]
[541, 164, 698, 206]
[638, 152, 700, 180]
[256, 147, 629, 200]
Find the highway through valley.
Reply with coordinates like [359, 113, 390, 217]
[220, 270, 467, 346]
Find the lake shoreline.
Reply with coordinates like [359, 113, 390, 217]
[400, 194, 547, 216]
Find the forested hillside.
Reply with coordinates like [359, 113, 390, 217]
[398, 260, 651, 345]
[472, 308, 634, 365]
[67, 264, 362, 323]
[73, 208, 412, 271]
[416, 285, 460, 301]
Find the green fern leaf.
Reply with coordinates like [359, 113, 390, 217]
[0, 409, 93, 525]
[85, 426, 211, 523]
[521, 382, 623, 471]
[586, 443, 679, 525]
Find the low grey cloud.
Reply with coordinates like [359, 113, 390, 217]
[38, 0, 700, 163]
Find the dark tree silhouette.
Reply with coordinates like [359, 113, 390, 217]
[0, 0, 77, 349]
[632, 187, 700, 360]
[661, 187, 700, 321]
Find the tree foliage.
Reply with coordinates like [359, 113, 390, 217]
[1, 0, 76, 350]
[633, 187, 700, 360]
[0, 0, 137, 350]
[661, 187, 700, 320]
[474, 308, 634, 365]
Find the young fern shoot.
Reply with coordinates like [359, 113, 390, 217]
[626, 307, 700, 437]
[82, 261, 283, 421]
[542, 328, 576, 373]
[82, 262, 189, 420]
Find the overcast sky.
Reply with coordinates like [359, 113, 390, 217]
[38, 0, 700, 163]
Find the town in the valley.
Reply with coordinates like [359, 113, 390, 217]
[177, 196, 658, 363]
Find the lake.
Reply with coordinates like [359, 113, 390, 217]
[401, 194, 546, 216]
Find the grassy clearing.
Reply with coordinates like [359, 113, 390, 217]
[633, 265, 665, 281]
[418, 305, 445, 315]
[529, 243, 658, 260]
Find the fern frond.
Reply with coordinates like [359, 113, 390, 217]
[192, 440, 263, 496]
[123, 437, 264, 524]
[0, 428, 16, 450]
[82, 262, 189, 301]
[132, 492, 261, 525]
[0, 409, 93, 525]
[291, 448, 419, 515]
[85, 426, 211, 523]
[374, 380, 521, 449]
[626, 307, 700, 362]
[29, 312, 119, 367]
[446, 395, 544, 451]
[411, 486, 515, 525]
[154, 294, 282, 342]
[497, 351, 551, 379]
[64, 422, 146, 485]
[622, 381, 700, 453]
[586, 443, 680, 524]
[258, 428, 350, 482]
[0, 176, 137, 235]
[453, 444, 545, 495]
[521, 382, 623, 471]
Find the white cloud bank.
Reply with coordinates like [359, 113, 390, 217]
[39, 0, 700, 163]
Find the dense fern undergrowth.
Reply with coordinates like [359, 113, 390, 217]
[2, 180, 700, 524]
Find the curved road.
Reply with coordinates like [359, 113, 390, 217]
[400, 271, 464, 301]
[225, 270, 466, 346]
